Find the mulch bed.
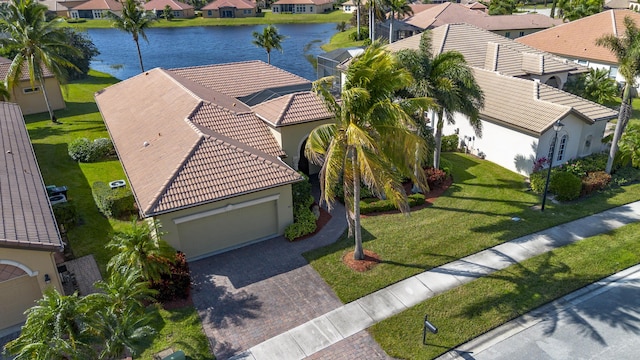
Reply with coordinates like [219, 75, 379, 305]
[342, 250, 382, 272]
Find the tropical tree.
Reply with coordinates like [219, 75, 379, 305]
[0, 82, 9, 101]
[596, 16, 640, 173]
[556, 0, 602, 21]
[108, 0, 155, 72]
[617, 123, 640, 168]
[88, 267, 156, 315]
[4, 288, 94, 359]
[162, 5, 174, 21]
[92, 306, 156, 360]
[397, 32, 484, 169]
[386, 0, 413, 43]
[306, 43, 432, 260]
[107, 219, 175, 282]
[367, 0, 386, 42]
[564, 68, 618, 104]
[0, 0, 79, 123]
[488, 0, 517, 15]
[252, 24, 286, 65]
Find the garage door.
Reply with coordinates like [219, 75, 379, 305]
[0, 273, 42, 329]
[177, 200, 278, 259]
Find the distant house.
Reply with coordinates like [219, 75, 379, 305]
[378, 2, 563, 42]
[317, 47, 364, 89]
[69, 0, 122, 19]
[201, 0, 257, 18]
[0, 57, 65, 116]
[143, 0, 195, 18]
[271, 0, 334, 14]
[39, 0, 87, 17]
[95, 61, 334, 260]
[517, 9, 640, 87]
[386, 24, 617, 175]
[341, 0, 366, 13]
[0, 102, 64, 331]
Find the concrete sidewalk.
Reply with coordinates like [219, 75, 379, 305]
[231, 201, 640, 360]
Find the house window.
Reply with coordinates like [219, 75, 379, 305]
[309, 6, 313, 12]
[345, 5, 351, 11]
[609, 66, 618, 79]
[70, 10, 79, 18]
[505, 31, 511, 38]
[22, 86, 41, 94]
[92, 10, 103, 19]
[208, 10, 212, 15]
[173, 11, 180, 17]
[577, 59, 588, 66]
[557, 134, 568, 161]
[519, 31, 525, 37]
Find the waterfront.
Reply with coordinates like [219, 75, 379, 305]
[87, 23, 337, 81]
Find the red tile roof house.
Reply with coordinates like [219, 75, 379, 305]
[69, 0, 122, 19]
[517, 9, 640, 89]
[0, 57, 66, 116]
[143, 0, 195, 18]
[0, 102, 65, 331]
[271, 0, 334, 14]
[201, 0, 257, 18]
[386, 23, 618, 176]
[95, 61, 335, 260]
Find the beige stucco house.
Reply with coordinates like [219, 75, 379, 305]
[0, 102, 64, 331]
[69, 0, 122, 19]
[143, 0, 195, 18]
[202, 0, 257, 18]
[271, 0, 334, 14]
[96, 61, 333, 260]
[0, 57, 66, 116]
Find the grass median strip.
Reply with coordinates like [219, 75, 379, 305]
[370, 222, 640, 359]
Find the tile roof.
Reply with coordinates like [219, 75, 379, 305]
[0, 56, 55, 81]
[387, 23, 582, 77]
[403, 2, 562, 31]
[202, 0, 256, 10]
[516, 9, 640, 64]
[72, 0, 122, 10]
[473, 67, 617, 135]
[170, 60, 312, 105]
[252, 91, 333, 126]
[96, 68, 301, 216]
[143, 0, 194, 11]
[272, 0, 333, 4]
[0, 102, 62, 251]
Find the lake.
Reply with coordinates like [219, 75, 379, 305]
[87, 23, 337, 81]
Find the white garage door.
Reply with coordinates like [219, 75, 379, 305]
[177, 200, 278, 259]
[0, 273, 42, 329]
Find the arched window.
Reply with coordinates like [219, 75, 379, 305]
[557, 134, 568, 161]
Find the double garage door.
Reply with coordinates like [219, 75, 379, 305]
[0, 273, 41, 329]
[177, 199, 279, 259]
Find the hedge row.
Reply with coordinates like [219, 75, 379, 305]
[92, 181, 136, 218]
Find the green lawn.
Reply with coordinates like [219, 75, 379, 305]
[371, 221, 640, 359]
[25, 72, 212, 360]
[66, 10, 351, 29]
[321, 27, 366, 52]
[304, 152, 640, 303]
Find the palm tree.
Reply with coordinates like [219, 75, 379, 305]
[4, 288, 94, 360]
[108, 0, 155, 72]
[0, 0, 78, 123]
[88, 267, 156, 315]
[386, 0, 412, 43]
[306, 43, 431, 260]
[106, 219, 175, 282]
[252, 24, 286, 64]
[93, 305, 156, 360]
[397, 32, 484, 169]
[354, 0, 362, 40]
[596, 16, 640, 174]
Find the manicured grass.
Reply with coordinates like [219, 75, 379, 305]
[321, 27, 366, 51]
[370, 221, 640, 359]
[304, 152, 640, 303]
[65, 10, 352, 29]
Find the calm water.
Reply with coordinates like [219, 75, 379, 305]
[87, 23, 336, 81]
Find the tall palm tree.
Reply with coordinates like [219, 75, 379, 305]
[0, 0, 78, 123]
[354, 0, 362, 40]
[88, 267, 156, 315]
[252, 24, 286, 64]
[596, 16, 640, 174]
[306, 43, 431, 260]
[93, 305, 156, 360]
[386, 0, 412, 43]
[397, 32, 484, 169]
[106, 219, 175, 282]
[108, 0, 155, 72]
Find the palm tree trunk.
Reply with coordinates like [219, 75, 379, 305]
[389, 10, 394, 43]
[550, 0, 557, 18]
[267, 50, 271, 65]
[606, 84, 632, 173]
[39, 77, 56, 123]
[369, 5, 375, 42]
[356, 4, 361, 40]
[352, 148, 364, 260]
[433, 112, 444, 169]
[135, 39, 145, 72]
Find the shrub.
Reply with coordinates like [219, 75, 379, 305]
[68, 137, 94, 162]
[348, 27, 369, 41]
[549, 171, 582, 201]
[528, 171, 547, 193]
[52, 202, 78, 231]
[151, 251, 191, 302]
[441, 134, 459, 152]
[439, 158, 453, 177]
[563, 153, 608, 178]
[92, 138, 115, 159]
[360, 193, 425, 214]
[292, 172, 313, 208]
[612, 166, 640, 186]
[532, 157, 549, 173]
[581, 171, 611, 196]
[285, 206, 316, 241]
[92, 181, 136, 218]
[424, 167, 447, 188]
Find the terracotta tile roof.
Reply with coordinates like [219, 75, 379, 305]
[252, 91, 333, 127]
[72, 0, 122, 10]
[387, 23, 582, 76]
[96, 68, 300, 216]
[403, 2, 562, 31]
[516, 10, 640, 64]
[170, 60, 312, 105]
[202, 0, 255, 10]
[272, 0, 333, 4]
[0, 56, 55, 81]
[473, 67, 617, 135]
[143, 0, 194, 11]
[0, 102, 62, 251]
